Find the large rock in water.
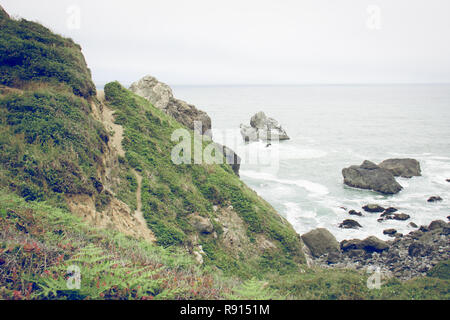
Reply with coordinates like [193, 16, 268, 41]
[130, 76, 212, 137]
[240, 111, 289, 142]
[342, 160, 403, 194]
[301, 228, 341, 258]
[378, 158, 421, 178]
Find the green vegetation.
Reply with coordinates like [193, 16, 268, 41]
[0, 190, 229, 300]
[0, 13, 95, 98]
[0, 89, 108, 205]
[0, 6, 448, 300]
[103, 81, 305, 277]
[1, 190, 448, 300]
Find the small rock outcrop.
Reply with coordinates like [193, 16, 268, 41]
[130, 75, 212, 137]
[348, 210, 363, 217]
[240, 111, 289, 142]
[341, 236, 389, 253]
[378, 158, 421, 178]
[313, 220, 449, 280]
[301, 228, 341, 258]
[427, 196, 443, 203]
[339, 219, 362, 229]
[189, 214, 214, 234]
[213, 143, 241, 177]
[362, 204, 385, 213]
[342, 160, 403, 194]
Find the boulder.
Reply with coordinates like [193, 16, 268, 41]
[408, 222, 418, 228]
[342, 161, 403, 194]
[348, 210, 363, 217]
[408, 242, 432, 257]
[339, 219, 362, 229]
[363, 204, 385, 213]
[389, 213, 411, 221]
[189, 215, 214, 234]
[359, 236, 389, 253]
[427, 196, 443, 203]
[301, 228, 341, 258]
[384, 207, 398, 214]
[383, 229, 398, 236]
[341, 236, 389, 253]
[130, 75, 212, 136]
[428, 220, 447, 231]
[378, 159, 421, 178]
[240, 111, 289, 142]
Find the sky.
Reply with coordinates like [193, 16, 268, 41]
[2, 0, 450, 86]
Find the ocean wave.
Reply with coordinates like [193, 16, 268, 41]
[240, 170, 329, 196]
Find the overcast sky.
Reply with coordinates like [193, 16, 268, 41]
[2, 0, 450, 86]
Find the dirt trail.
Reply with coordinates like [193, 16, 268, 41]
[68, 91, 156, 243]
[96, 90, 125, 158]
[132, 169, 147, 229]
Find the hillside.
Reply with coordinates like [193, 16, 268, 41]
[0, 6, 448, 300]
[0, 5, 304, 278]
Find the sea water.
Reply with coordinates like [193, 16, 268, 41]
[173, 84, 450, 241]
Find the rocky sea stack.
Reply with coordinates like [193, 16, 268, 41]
[378, 158, 422, 178]
[342, 160, 403, 194]
[240, 111, 290, 142]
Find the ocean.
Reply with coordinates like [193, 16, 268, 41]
[173, 84, 450, 241]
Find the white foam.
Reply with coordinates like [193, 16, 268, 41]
[240, 170, 329, 196]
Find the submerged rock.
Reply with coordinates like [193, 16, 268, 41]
[130, 75, 212, 136]
[301, 228, 341, 258]
[342, 160, 403, 194]
[348, 210, 363, 217]
[240, 111, 289, 142]
[427, 196, 443, 203]
[378, 158, 421, 178]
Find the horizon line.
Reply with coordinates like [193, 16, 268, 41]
[95, 82, 450, 88]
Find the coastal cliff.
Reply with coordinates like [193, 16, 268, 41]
[0, 6, 448, 300]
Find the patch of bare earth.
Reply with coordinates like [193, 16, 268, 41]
[65, 91, 155, 243]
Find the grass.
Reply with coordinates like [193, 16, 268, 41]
[0, 88, 108, 204]
[104, 81, 305, 277]
[0, 9, 448, 300]
[0, 15, 95, 98]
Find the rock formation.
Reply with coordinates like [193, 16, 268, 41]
[240, 111, 289, 142]
[378, 158, 421, 178]
[301, 228, 341, 258]
[342, 160, 403, 194]
[130, 75, 212, 137]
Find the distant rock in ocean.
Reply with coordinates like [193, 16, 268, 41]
[342, 160, 403, 194]
[378, 158, 422, 178]
[240, 111, 289, 142]
[130, 75, 212, 137]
